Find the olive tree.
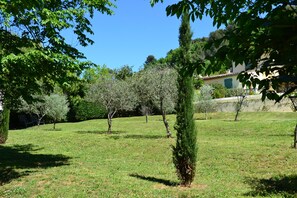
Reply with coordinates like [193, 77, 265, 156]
[195, 85, 216, 120]
[86, 77, 137, 133]
[146, 67, 177, 138]
[233, 89, 247, 121]
[18, 95, 49, 126]
[18, 93, 69, 129]
[132, 71, 155, 123]
[45, 94, 69, 130]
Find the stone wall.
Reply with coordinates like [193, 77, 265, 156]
[195, 95, 294, 113]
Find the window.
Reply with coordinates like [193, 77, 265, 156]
[224, 78, 233, 89]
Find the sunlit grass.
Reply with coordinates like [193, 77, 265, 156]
[1, 112, 297, 197]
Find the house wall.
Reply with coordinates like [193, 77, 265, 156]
[204, 75, 243, 89]
[202, 62, 266, 92]
[232, 62, 246, 73]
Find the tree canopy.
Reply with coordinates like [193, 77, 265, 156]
[151, 0, 297, 101]
[136, 66, 177, 137]
[0, 0, 115, 105]
[45, 94, 69, 130]
[0, 0, 115, 143]
[86, 77, 137, 133]
[149, 29, 228, 77]
[143, 55, 157, 69]
[114, 65, 133, 80]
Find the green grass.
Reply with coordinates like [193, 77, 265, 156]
[1, 112, 297, 197]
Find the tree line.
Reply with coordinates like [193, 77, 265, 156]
[10, 23, 230, 133]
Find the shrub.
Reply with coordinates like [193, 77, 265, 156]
[211, 84, 227, 98]
[0, 107, 10, 144]
[195, 85, 216, 119]
[226, 88, 246, 97]
[74, 100, 107, 121]
[193, 77, 204, 89]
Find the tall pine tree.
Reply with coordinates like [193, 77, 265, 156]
[173, 12, 198, 186]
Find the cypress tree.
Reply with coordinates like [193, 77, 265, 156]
[173, 12, 197, 186]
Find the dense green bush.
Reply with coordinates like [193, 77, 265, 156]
[193, 77, 204, 89]
[211, 84, 227, 98]
[0, 107, 10, 144]
[74, 100, 107, 121]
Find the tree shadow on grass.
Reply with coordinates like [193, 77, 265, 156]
[110, 134, 168, 140]
[75, 130, 126, 135]
[195, 118, 209, 121]
[129, 173, 179, 187]
[244, 175, 297, 197]
[43, 128, 62, 131]
[268, 134, 294, 137]
[0, 168, 31, 186]
[0, 144, 70, 185]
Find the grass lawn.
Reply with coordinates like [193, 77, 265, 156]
[1, 112, 297, 197]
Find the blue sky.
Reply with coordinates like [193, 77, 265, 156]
[70, 0, 218, 71]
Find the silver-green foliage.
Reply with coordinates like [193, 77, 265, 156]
[19, 94, 69, 129]
[134, 67, 177, 137]
[45, 94, 69, 129]
[196, 85, 216, 119]
[141, 67, 178, 114]
[132, 67, 178, 114]
[19, 95, 49, 126]
[86, 77, 137, 133]
[132, 71, 155, 122]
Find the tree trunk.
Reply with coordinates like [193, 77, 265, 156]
[37, 116, 42, 127]
[0, 104, 10, 144]
[107, 116, 112, 134]
[142, 106, 149, 123]
[162, 110, 172, 138]
[37, 114, 45, 127]
[234, 95, 246, 121]
[234, 109, 240, 122]
[145, 112, 148, 123]
[53, 121, 56, 130]
[107, 110, 116, 134]
[160, 100, 172, 138]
